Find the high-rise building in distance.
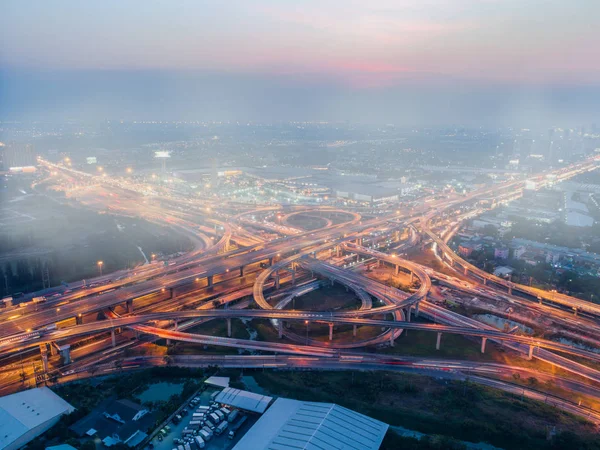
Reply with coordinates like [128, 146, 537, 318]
[1, 142, 36, 170]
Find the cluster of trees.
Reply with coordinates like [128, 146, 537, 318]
[0, 258, 50, 297]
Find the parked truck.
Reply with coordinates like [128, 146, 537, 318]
[228, 416, 247, 439]
[215, 421, 229, 436]
[227, 409, 239, 423]
[214, 410, 225, 421]
[209, 413, 220, 424]
[199, 428, 212, 442]
[193, 436, 205, 449]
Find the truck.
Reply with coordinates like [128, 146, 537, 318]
[197, 406, 209, 412]
[32, 296, 46, 304]
[220, 407, 231, 417]
[214, 410, 225, 421]
[227, 409, 239, 423]
[189, 420, 203, 427]
[193, 436, 205, 449]
[192, 413, 205, 418]
[215, 421, 229, 436]
[201, 427, 213, 439]
[198, 429, 211, 442]
[209, 413, 220, 424]
[228, 416, 247, 439]
[205, 419, 216, 430]
[184, 443, 191, 450]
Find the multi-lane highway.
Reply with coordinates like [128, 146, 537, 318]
[2, 155, 600, 425]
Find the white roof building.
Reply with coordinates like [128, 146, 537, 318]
[0, 387, 75, 450]
[204, 376, 230, 388]
[233, 398, 388, 450]
[214, 388, 272, 414]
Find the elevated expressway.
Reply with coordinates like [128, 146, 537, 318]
[5, 310, 600, 365]
[425, 226, 600, 318]
[6, 157, 600, 389]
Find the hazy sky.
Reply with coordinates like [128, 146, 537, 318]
[1, 0, 599, 124]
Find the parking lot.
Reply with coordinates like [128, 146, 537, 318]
[149, 388, 255, 450]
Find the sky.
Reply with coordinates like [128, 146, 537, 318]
[1, 0, 599, 125]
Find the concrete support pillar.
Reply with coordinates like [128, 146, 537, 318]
[528, 345, 534, 360]
[126, 299, 133, 314]
[464, 267, 469, 276]
[410, 272, 414, 284]
[268, 257, 274, 266]
[414, 302, 420, 317]
[291, 269, 296, 285]
[172, 320, 178, 331]
[227, 318, 232, 337]
[50, 343, 58, 356]
[207, 275, 214, 287]
[389, 331, 395, 347]
[278, 321, 283, 339]
[170, 287, 176, 300]
[40, 345, 49, 373]
[436, 332, 442, 350]
[481, 337, 487, 354]
[166, 339, 171, 346]
[508, 286, 512, 295]
[239, 266, 244, 277]
[395, 265, 399, 275]
[330, 278, 335, 287]
[483, 278, 487, 286]
[328, 323, 334, 341]
[336, 246, 341, 257]
[76, 315, 83, 325]
[406, 307, 412, 322]
[353, 324, 357, 337]
[111, 329, 116, 347]
[573, 307, 578, 317]
[275, 272, 280, 289]
[60, 345, 71, 365]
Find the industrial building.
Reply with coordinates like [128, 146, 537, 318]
[214, 387, 272, 414]
[232, 397, 388, 450]
[70, 398, 155, 448]
[0, 387, 75, 450]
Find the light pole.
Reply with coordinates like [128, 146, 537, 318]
[305, 320, 309, 345]
[97, 261, 103, 276]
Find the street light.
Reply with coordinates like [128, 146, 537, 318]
[305, 320, 309, 344]
[97, 261, 103, 275]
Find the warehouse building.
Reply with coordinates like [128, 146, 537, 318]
[233, 397, 388, 450]
[0, 387, 75, 450]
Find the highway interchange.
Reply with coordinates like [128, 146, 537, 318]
[1, 155, 600, 425]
